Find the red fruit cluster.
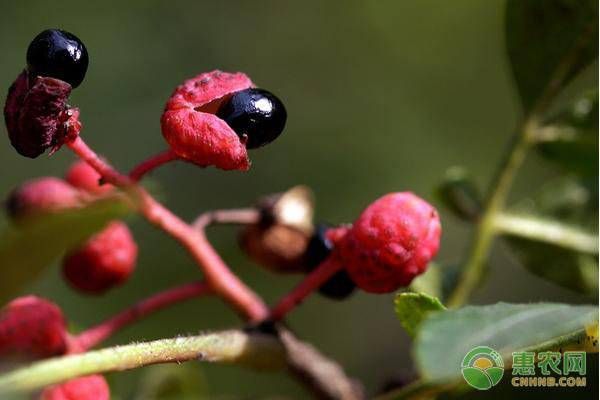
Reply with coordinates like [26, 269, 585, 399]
[5, 177, 82, 221]
[62, 221, 138, 294]
[3, 71, 79, 158]
[41, 375, 110, 400]
[65, 160, 113, 195]
[338, 192, 441, 293]
[63, 160, 135, 294]
[0, 296, 67, 359]
[161, 70, 254, 171]
[3, 160, 136, 295]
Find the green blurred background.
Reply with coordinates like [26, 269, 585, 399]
[0, 0, 594, 398]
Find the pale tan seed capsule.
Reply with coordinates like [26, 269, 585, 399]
[239, 186, 315, 273]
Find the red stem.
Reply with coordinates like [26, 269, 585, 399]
[66, 137, 269, 322]
[270, 258, 343, 321]
[66, 137, 131, 186]
[129, 149, 179, 181]
[73, 282, 210, 351]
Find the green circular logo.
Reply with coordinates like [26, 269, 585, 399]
[461, 346, 504, 390]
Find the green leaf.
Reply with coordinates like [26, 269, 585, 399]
[394, 292, 445, 338]
[0, 197, 131, 303]
[415, 302, 598, 382]
[537, 90, 599, 176]
[505, 0, 598, 113]
[506, 177, 598, 294]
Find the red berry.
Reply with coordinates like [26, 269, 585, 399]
[339, 192, 441, 293]
[161, 70, 254, 171]
[5, 177, 82, 221]
[65, 160, 113, 195]
[0, 296, 68, 359]
[62, 221, 138, 294]
[40, 375, 110, 400]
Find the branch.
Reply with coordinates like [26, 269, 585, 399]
[192, 208, 260, 230]
[0, 327, 365, 400]
[278, 328, 364, 400]
[446, 17, 596, 308]
[62, 136, 365, 399]
[494, 212, 598, 254]
[0, 330, 285, 395]
[271, 258, 343, 321]
[446, 123, 533, 308]
[129, 149, 180, 181]
[73, 281, 211, 351]
[66, 136, 269, 322]
[528, 125, 579, 143]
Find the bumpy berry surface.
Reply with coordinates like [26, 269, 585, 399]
[62, 221, 138, 294]
[66, 160, 113, 195]
[305, 225, 356, 300]
[0, 296, 67, 359]
[27, 29, 89, 88]
[339, 192, 441, 293]
[161, 70, 253, 170]
[41, 375, 110, 400]
[4, 72, 73, 158]
[216, 88, 287, 149]
[6, 177, 81, 220]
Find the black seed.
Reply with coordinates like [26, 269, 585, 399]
[305, 224, 356, 300]
[305, 224, 334, 268]
[26, 29, 89, 88]
[216, 88, 287, 149]
[318, 269, 356, 300]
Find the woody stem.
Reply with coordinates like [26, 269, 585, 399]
[66, 136, 269, 322]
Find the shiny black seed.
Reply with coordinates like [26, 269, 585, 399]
[26, 29, 89, 88]
[305, 224, 356, 300]
[216, 88, 287, 149]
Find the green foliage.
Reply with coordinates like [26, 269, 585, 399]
[506, 177, 598, 294]
[394, 292, 445, 338]
[538, 89, 599, 176]
[415, 303, 598, 382]
[505, 0, 598, 113]
[502, 0, 599, 298]
[0, 197, 131, 303]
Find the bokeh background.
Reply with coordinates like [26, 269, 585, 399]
[0, 1, 596, 398]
